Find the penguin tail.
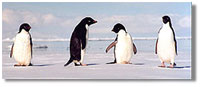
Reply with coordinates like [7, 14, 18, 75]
[64, 58, 73, 67]
[106, 59, 116, 64]
[106, 62, 116, 64]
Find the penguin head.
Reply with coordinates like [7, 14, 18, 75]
[81, 17, 97, 26]
[19, 23, 31, 33]
[112, 23, 126, 33]
[162, 15, 171, 24]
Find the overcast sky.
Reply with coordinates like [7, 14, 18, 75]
[2, 2, 191, 39]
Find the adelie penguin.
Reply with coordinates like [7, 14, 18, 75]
[106, 23, 137, 64]
[64, 17, 97, 66]
[155, 15, 177, 68]
[10, 23, 33, 66]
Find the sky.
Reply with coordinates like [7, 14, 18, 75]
[2, 2, 191, 39]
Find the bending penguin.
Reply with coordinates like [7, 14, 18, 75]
[106, 23, 137, 64]
[64, 17, 97, 66]
[155, 15, 177, 68]
[10, 23, 33, 66]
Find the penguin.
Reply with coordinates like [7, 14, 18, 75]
[106, 23, 137, 64]
[10, 23, 33, 66]
[155, 15, 177, 68]
[64, 17, 97, 66]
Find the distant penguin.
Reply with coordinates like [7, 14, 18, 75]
[155, 15, 177, 68]
[10, 23, 33, 66]
[106, 23, 137, 64]
[64, 17, 97, 66]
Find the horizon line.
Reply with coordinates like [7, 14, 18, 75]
[2, 36, 192, 42]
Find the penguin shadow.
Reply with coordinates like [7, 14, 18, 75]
[164, 66, 191, 69]
[105, 62, 145, 65]
[11, 63, 55, 67]
[133, 63, 145, 65]
[173, 66, 191, 69]
[30, 64, 54, 67]
[86, 63, 99, 66]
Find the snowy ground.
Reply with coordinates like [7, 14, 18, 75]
[2, 51, 191, 79]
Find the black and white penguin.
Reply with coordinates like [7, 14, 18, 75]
[155, 15, 177, 68]
[64, 17, 97, 66]
[106, 23, 137, 64]
[10, 23, 33, 66]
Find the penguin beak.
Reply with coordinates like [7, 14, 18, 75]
[111, 29, 115, 32]
[93, 20, 97, 23]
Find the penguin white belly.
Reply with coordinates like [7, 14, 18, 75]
[80, 25, 89, 63]
[13, 31, 31, 65]
[157, 28, 176, 63]
[80, 48, 85, 63]
[115, 31, 133, 63]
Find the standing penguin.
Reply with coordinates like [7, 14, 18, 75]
[106, 23, 137, 64]
[64, 17, 97, 66]
[10, 23, 33, 66]
[155, 15, 177, 68]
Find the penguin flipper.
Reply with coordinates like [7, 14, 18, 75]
[155, 27, 161, 54]
[155, 38, 158, 54]
[106, 41, 117, 53]
[174, 40, 178, 55]
[133, 43, 137, 54]
[171, 27, 178, 55]
[10, 43, 14, 58]
[30, 34, 33, 58]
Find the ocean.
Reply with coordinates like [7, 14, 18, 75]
[2, 37, 191, 54]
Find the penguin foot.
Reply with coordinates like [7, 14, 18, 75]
[158, 65, 166, 67]
[74, 63, 87, 66]
[74, 63, 81, 66]
[158, 62, 166, 67]
[14, 64, 21, 66]
[168, 65, 174, 68]
[168, 63, 176, 68]
[14, 63, 31, 67]
[21, 65, 27, 67]
[81, 63, 88, 66]
[121, 61, 131, 64]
